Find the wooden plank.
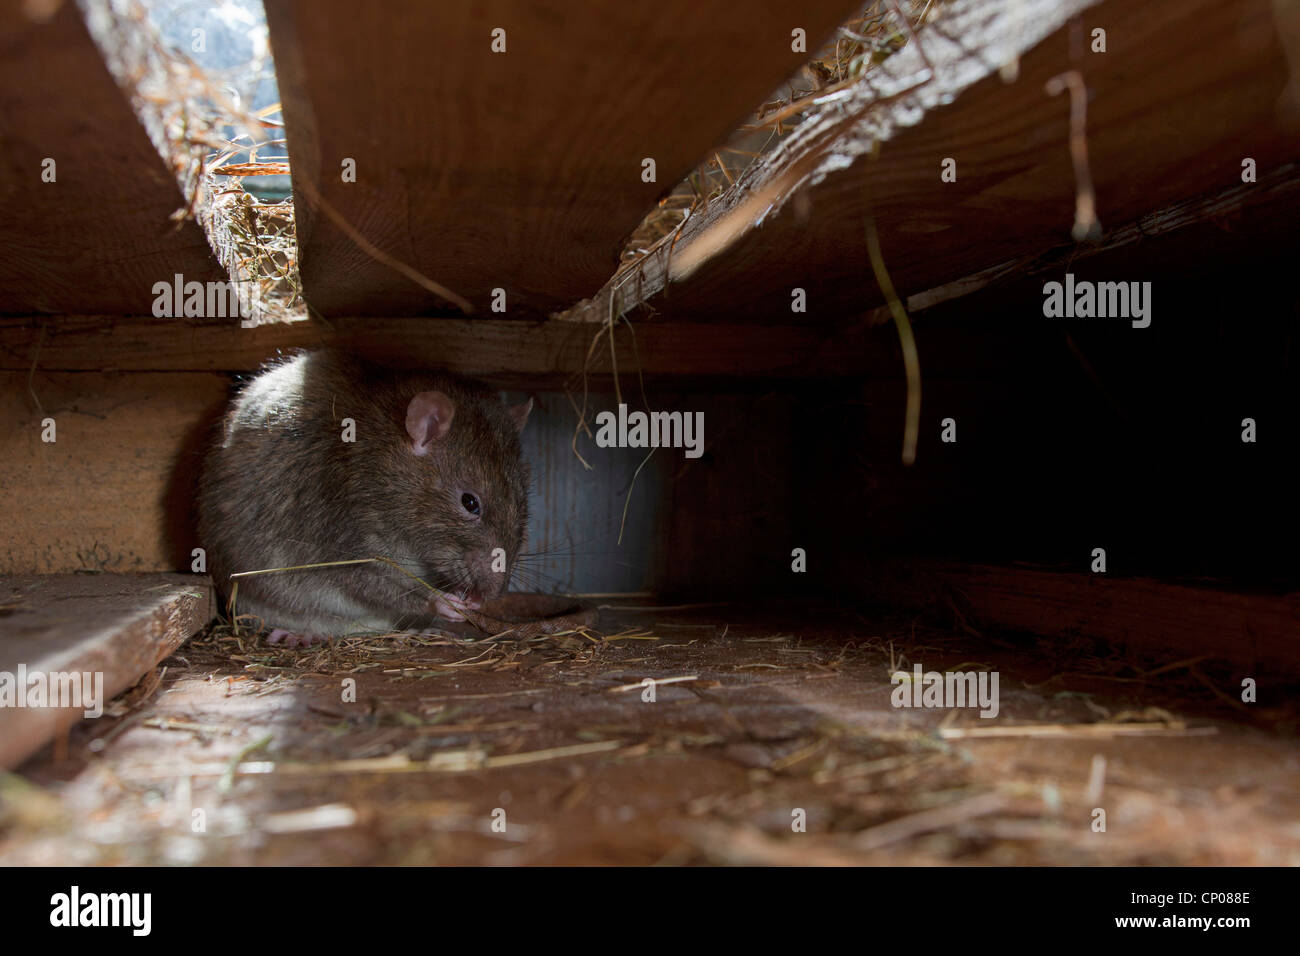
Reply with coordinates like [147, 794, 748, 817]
[7, 597, 1300, 866]
[0, 372, 231, 575]
[564, 0, 1300, 325]
[860, 161, 1300, 325]
[0, 315, 877, 381]
[870, 562, 1300, 672]
[265, 0, 862, 317]
[0, 0, 227, 315]
[0, 573, 213, 768]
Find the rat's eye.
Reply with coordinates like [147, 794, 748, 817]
[461, 492, 481, 517]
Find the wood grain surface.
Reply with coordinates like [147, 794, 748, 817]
[0, 573, 213, 768]
[265, 0, 862, 316]
[0, 0, 227, 314]
[566, 0, 1300, 326]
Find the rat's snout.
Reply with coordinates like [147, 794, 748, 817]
[470, 548, 511, 602]
[429, 550, 510, 621]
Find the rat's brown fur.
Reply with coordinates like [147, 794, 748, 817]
[197, 350, 531, 635]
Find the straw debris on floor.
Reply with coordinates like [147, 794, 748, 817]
[3, 603, 1296, 866]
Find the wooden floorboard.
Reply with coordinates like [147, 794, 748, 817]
[0, 573, 213, 768]
[6, 602, 1298, 864]
[870, 562, 1300, 673]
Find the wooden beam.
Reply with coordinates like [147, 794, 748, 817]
[0, 315, 877, 381]
[265, 0, 862, 317]
[563, 0, 1300, 326]
[0, 574, 213, 769]
[870, 562, 1300, 673]
[0, 0, 227, 315]
[0, 372, 230, 575]
[864, 162, 1300, 324]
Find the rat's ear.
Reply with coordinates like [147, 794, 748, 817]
[406, 391, 455, 456]
[507, 396, 533, 433]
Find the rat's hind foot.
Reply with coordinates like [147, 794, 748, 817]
[267, 628, 329, 648]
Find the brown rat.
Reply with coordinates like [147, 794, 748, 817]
[197, 350, 532, 644]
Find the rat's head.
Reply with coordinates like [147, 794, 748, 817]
[398, 384, 532, 620]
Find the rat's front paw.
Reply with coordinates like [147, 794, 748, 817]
[267, 628, 329, 648]
[429, 590, 482, 622]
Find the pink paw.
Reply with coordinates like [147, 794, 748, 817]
[431, 590, 482, 622]
[267, 628, 329, 648]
